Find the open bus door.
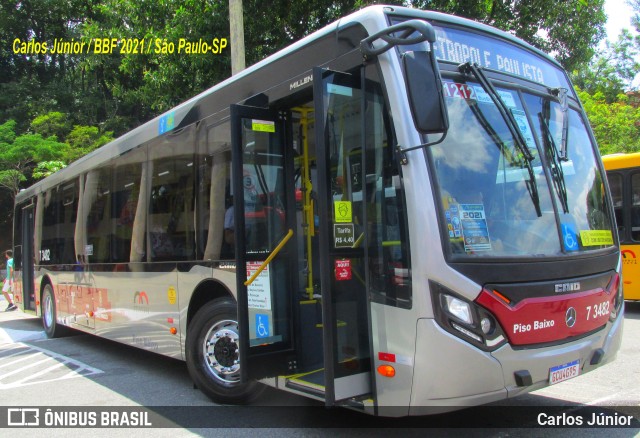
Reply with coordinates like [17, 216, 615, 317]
[312, 67, 372, 405]
[230, 105, 298, 381]
[20, 204, 36, 311]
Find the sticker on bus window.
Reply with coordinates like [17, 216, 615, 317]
[334, 224, 355, 248]
[561, 223, 580, 251]
[251, 119, 275, 133]
[443, 82, 475, 100]
[334, 201, 352, 223]
[580, 230, 614, 247]
[511, 109, 536, 149]
[459, 204, 492, 252]
[158, 111, 175, 134]
[327, 83, 353, 97]
[443, 82, 516, 109]
[335, 259, 352, 281]
[246, 261, 272, 310]
[255, 313, 270, 338]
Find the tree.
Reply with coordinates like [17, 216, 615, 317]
[0, 119, 69, 197]
[409, 0, 607, 72]
[32, 161, 67, 179]
[0, 169, 25, 195]
[0, 1, 102, 131]
[572, 30, 640, 102]
[65, 125, 113, 161]
[577, 88, 640, 154]
[31, 111, 70, 140]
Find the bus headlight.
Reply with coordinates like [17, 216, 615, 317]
[430, 281, 506, 351]
[442, 294, 473, 324]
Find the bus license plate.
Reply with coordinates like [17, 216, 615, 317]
[549, 359, 580, 385]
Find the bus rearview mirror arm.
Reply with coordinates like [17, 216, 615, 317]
[360, 21, 449, 164]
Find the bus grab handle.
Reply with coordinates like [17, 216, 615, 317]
[244, 229, 294, 286]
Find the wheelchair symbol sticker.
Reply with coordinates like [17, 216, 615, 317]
[256, 314, 270, 338]
[561, 223, 579, 252]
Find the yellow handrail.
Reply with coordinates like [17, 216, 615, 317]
[244, 229, 294, 286]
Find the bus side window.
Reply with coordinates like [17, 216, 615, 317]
[198, 122, 231, 261]
[606, 172, 624, 239]
[631, 173, 640, 242]
[112, 145, 146, 265]
[149, 126, 196, 262]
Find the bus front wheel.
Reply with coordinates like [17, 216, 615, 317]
[42, 284, 67, 338]
[186, 298, 263, 404]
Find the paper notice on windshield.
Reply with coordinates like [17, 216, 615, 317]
[472, 86, 516, 108]
[460, 204, 492, 252]
[511, 109, 536, 150]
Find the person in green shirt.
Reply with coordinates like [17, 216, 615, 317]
[3, 249, 16, 311]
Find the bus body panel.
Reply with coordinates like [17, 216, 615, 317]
[369, 302, 417, 413]
[411, 319, 506, 410]
[35, 265, 236, 360]
[620, 245, 640, 300]
[603, 153, 640, 301]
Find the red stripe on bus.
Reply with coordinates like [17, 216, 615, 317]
[476, 287, 615, 346]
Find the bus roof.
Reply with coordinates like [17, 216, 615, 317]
[15, 5, 564, 204]
[602, 152, 640, 171]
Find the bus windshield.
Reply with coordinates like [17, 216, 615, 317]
[430, 80, 615, 257]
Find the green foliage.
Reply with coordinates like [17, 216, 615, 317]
[2, 0, 608, 141]
[572, 30, 640, 103]
[0, 170, 26, 196]
[32, 161, 67, 180]
[0, 111, 111, 199]
[31, 112, 70, 140]
[0, 133, 69, 166]
[411, 0, 607, 72]
[0, 120, 17, 144]
[66, 125, 114, 161]
[577, 88, 640, 154]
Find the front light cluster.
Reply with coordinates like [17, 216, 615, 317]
[430, 281, 507, 351]
[608, 272, 623, 322]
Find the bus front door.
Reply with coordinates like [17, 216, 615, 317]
[230, 105, 298, 381]
[313, 67, 372, 405]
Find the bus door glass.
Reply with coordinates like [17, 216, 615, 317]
[314, 67, 372, 404]
[21, 204, 35, 311]
[230, 105, 297, 380]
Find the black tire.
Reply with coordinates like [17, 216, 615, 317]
[186, 298, 264, 404]
[41, 283, 67, 338]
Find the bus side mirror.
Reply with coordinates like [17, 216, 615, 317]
[403, 50, 449, 135]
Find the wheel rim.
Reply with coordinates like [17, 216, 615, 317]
[43, 291, 53, 329]
[202, 319, 240, 384]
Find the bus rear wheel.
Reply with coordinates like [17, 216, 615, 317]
[186, 298, 263, 404]
[42, 284, 67, 338]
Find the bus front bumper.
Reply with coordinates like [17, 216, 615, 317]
[408, 308, 624, 416]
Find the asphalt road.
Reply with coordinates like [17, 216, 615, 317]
[0, 295, 638, 437]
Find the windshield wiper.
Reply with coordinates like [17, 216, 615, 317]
[539, 112, 569, 214]
[551, 88, 569, 161]
[458, 62, 541, 217]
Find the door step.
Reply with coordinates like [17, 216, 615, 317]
[285, 368, 326, 397]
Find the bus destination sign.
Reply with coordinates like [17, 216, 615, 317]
[431, 25, 571, 91]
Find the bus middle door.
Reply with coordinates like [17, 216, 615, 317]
[230, 105, 298, 381]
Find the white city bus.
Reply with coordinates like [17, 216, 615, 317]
[12, 5, 623, 416]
